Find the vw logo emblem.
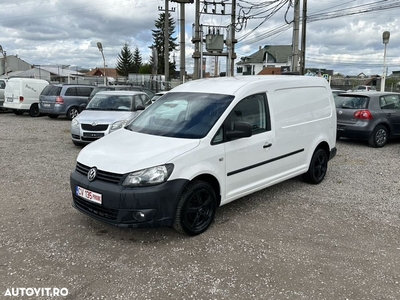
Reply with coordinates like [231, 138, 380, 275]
[87, 167, 97, 181]
[91, 122, 98, 127]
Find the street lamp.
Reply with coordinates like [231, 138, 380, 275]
[0, 45, 8, 80]
[381, 31, 390, 92]
[97, 42, 107, 86]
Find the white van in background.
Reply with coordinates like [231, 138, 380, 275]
[3, 78, 49, 117]
[70, 75, 337, 236]
[0, 79, 6, 110]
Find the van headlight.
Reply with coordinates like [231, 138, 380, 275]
[110, 120, 129, 133]
[71, 118, 80, 128]
[122, 164, 174, 187]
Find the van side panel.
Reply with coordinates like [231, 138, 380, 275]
[273, 86, 333, 128]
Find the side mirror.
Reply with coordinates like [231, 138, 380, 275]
[79, 103, 87, 112]
[225, 122, 252, 140]
[136, 105, 145, 111]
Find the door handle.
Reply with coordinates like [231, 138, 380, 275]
[263, 142, 272, 148]
[387, 113, 392, 117]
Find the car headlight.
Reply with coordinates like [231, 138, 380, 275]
[71, 118, 80, 128]
[110, 120, 129, 133]
[122, 164, 174, 187]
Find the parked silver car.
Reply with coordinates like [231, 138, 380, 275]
[336, 91, 400, 147]
[71, 90, 151, 146]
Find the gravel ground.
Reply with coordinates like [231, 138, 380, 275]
[0, 111, 399, 300]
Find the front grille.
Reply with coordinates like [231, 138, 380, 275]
[76, 162, 124, 184]
[73, 194, 118, 220]
[81, 124, 109, 131]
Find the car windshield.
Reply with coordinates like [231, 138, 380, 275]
[86, 95, 133, 111]
[335, 95, 368, 109]
[126, 92, 234, 139]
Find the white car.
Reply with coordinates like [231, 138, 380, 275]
[70, 90, 151, 146]
[70, 76, 337, 235]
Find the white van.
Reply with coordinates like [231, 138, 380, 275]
[70, 76, 337, 235]
[3, 78, 49, 117]
[0, 79, 6, 110]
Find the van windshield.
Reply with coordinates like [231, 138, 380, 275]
[126, 92, 234, 138]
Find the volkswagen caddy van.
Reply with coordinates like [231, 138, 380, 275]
[70, 76, 337, 236]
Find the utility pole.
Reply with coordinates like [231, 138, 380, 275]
[300, 0, 307, 75]
[229, 0, 237, 76]
[180, 3, 185, 83]
[292, 0, 300, 73]
[164, 0, 170, 90]
[192, 0, 201, 79]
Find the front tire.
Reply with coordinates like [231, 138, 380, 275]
[29, 104, 40, 117]
[173, 180, 217, 236]
[303, 148, 328, 184]
[368, 125, 388, 148]
[67, 107, 79, 120]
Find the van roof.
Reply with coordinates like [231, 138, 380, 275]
[172, 75, 330, 95]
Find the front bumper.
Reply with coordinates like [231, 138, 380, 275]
[70, 169, 188, 228]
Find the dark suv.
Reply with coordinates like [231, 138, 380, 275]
[39, 84, 95, 120]
[336, 91, 400, 147]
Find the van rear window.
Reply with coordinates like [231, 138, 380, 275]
[41, 85, 62, 96]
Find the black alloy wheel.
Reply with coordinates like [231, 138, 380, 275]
[29, 104, 40, 117]
[303, 148, 328, 184]
[173, 180, 217, 236]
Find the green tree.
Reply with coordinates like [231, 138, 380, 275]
[116, 43, 134, 77]
[132, 47, 142, 74]
[139, 63, 152, 74]
[150, 12, 178, 77]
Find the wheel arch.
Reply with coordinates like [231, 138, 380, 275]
[190, 174, 221, 207]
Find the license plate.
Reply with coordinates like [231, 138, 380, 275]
[42, 103, 51, 107]
[6, 97, 13, 102]
[76, 186, 102, 205]
[337, 125, 345, 131]
[83, 132, 104, 138]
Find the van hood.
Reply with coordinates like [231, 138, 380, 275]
[76, 110, 141, 124]
[77, 129, 200, 174]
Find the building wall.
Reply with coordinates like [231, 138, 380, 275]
[0, 55, 31, 76]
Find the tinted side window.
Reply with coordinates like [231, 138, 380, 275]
[227, 93, 270, 134]
[65, 87, 77, 96]
[380, 95, 400, 109]
[212, 93, 270, 144]
[0, 80, 5, 89]
[77, 87, 94, 97]
[41, 85, 62, 96]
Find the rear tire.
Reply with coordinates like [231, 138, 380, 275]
[67, 107, 79, 120]
[48, 114, 59, 119]
[29, 104, 40, 117]
[173, 180, 217, 236]
[303, 148, 328, 184]
[368, 125, 388, 148]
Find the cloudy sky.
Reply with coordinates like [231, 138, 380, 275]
[1, 0, 400, 76]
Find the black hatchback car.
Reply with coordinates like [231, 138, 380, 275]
[335, 92, 400, 147]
